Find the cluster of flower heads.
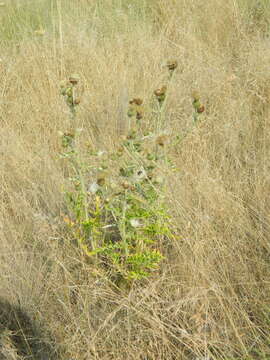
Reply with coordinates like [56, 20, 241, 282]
[60, 74, 81, 116]
[127, 98, 144, 122]
[153, 60, 178, 106]
[192, 91, 205, 114]
[59, 59, 209, 281]
[191, 91, 205, 123]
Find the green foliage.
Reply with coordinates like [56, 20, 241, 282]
[59, 68, 179, 284]
[62, 128, 169, 282]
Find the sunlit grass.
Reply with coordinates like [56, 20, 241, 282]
[1, 1, 270, 359]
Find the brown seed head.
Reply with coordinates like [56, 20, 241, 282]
[127, 129, 137, 140]
[197, 105, 205, 114]
[129, 98, 143, 106]
[167, 60, 178, 71]
[69, 74, 80, 85]
[64, 132, 75, 138]
[136, 109, 143, 120]
[154, 86, 167, 97]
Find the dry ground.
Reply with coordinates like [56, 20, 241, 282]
[1, 0, 270, 359]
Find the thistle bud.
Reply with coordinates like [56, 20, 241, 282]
[154, 86, 167, 104]
[197, 105, 205, 114]
[127, 106, 136, 118]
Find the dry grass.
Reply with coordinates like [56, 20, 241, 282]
[1, 0, 270, 359]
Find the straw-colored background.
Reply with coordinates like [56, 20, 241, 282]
[1, 1, 270, 359]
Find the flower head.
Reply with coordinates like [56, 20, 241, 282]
[129, 98, 143, 106]
[167, 60, 178, 71]
[69, 74, 80, 85]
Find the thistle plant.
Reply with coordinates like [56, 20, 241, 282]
[60, 74, 89, 225]
[59, 63, 207, 284]
[127, 97, 144, 129]
[59, 69, 176, 284]
[64, 115, 170, 282]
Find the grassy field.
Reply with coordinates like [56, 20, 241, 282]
[1, 0, 270, 359]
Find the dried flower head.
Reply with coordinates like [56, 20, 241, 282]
[69, 74, 80, 85]
[64, 131, 75, 138]
[127, 130, 137, 140]
[129, 98, 143, 106]
[167, 60, 178, 71]
[136, 109, 143, 120]
[74, 98, 81, 105]
[154, 86, 167, 104]
[197, 105, 205, 114]
[154, 86, 167, 97]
